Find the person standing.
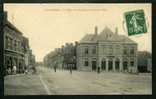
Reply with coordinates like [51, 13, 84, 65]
[70, 64, 72, 74]
[97, 66, 100, 74]
[32, 66, 37, 74]
[12, 65, 17, 75]
[54, 65, 56, 72]
[7, 67, 11, 75]
[24, 66, 28, 74]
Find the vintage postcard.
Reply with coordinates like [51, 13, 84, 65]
[4, 3, 152, 95]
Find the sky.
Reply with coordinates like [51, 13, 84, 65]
[4, 4, 152, 62]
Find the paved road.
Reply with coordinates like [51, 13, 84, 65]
[4, 66, 152, 95]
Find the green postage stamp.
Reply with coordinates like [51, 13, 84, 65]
[124, 9, 147, 36]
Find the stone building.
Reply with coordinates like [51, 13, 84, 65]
[147, 58, 152, 72]
[61, 43, 77, 70]
[76, 26, 138, 73]
[44, 48, 63, 69]
[137, 51, 152, 72]
[43, 43, 77, 70]
[4, 11, 35, 74]
[28, 49, 36, 69]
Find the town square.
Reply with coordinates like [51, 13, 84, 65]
[3, 4, 152, 95]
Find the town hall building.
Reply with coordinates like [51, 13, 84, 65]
[76, 26, 138, 73]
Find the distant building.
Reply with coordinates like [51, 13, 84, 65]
[28, 49, 36, 69]
[147, 58, 152, 72]
[61, 43, 77, 69]
[43, 43, 77, 70]
[76, 26, 138, 73]
[4, 11, 35, 74]
[137, 51, 152, 72]
[44, 48, 63, 69]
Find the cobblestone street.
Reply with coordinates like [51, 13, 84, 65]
[4, 66, 152, 95]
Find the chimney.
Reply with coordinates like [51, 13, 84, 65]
[115, 27, 118, 35]
[95, 26, 98, 35]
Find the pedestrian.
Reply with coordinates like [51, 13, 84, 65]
[32, 66, 37, 74]
[70, 64, 72, 74]
[24, 67, 28, 74]
[54, 66, 56, 72]
[12, 65, 17, 75]
[97, 67, 100, 74]
[7, 67, 11, 75]
[25, 69, 28, 74]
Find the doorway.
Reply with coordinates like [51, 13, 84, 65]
[101, 60, 106, 70]
[108, 60, 113, 71]
[123, 61, 128, 70]
[115, 61, 120, 71]
[92, 61, 97, 71]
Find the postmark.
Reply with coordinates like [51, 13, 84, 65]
[124, 9, 147, 36]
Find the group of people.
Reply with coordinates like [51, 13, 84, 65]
[6, 65, 37, 75]
[6, 65, 17, 75]
[54, 64, 73, 74]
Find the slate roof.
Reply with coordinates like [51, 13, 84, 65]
[80, 26, 136, 44]
[4, 20, 23, 35]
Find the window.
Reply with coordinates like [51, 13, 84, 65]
[14, 40, 17, 51]
[84, 47, 89, 54]
[17, 41, 20, 51]
[84, 60, 89, 66]
[123, 47, 127, 55]
[130, 61, 134, 67]
[8, 37, 11, 49]
[92, 47, 96, 54]
[18, 41, 21, 52]
[10, 38, 13, 50]
[116, 45, 120, 53]
[130, 48, 135, 55]
[5, 36, 8, 49]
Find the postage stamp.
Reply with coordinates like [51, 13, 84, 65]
[124, 9, 147, 36]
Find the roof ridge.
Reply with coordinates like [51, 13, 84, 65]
[4, 20, 23, 35]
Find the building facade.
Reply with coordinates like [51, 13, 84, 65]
[44, 48, 63, 69]
[76, 26, 138, 73]
[137, 51, 152, 72]
[43, 43, 77, 70]
[61, 43, 77, 70]
[4, 12, 35, 74]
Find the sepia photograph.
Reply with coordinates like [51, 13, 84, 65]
[3, 3, 152, 95]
